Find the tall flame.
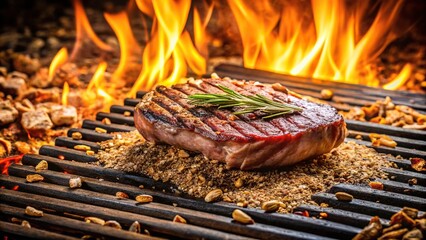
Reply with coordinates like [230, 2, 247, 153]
[129, 0, 206, 96]
[49, 47, 68, 80]
[104, 10, 141, 82]
[70, 0, 113, 60]
[228, 0, 411, 89]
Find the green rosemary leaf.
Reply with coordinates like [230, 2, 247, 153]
[187, 85, 302, 119]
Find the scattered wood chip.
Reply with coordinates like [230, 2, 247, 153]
[410, 158, 426, 172]
[173, 215, 187, 224]
[26, 174, 44, 183]
[25, 206, 43, 217]
[85, 217, 105, 225]
[369, 181, 384, 190]
[104, 220, 122, 229]
[129, 221, 141, 233]
[232, 209, 254, 225]
[35, 160, 48, 171]
[71, 132, 82, 140]
[335, 192, 353, 202]
[115, 191, 129, 199]
[74, 145, 91, 151]
[69, 177, 82, 188]
[261, 200, 281, 213]
[204, 189, 223, 203]
[135, 194, 153, 203]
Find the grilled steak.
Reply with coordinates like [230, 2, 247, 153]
[134, 78, 346, 170]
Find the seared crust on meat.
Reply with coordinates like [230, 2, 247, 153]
[134, 78, 346, 170]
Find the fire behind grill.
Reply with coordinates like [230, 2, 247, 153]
[1, 67, 425, 239]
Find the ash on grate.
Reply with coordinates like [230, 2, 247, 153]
[97, 130, 394, 212]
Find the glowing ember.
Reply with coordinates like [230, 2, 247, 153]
[49, 47, 68, 80]
[0, 155, 23, 175]
[228, 0, 412, 89]
[62, 81, 70, 106]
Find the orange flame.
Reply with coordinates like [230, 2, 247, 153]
[129, 0, 206, 95]
[49, 47, 68, 80]
[228, 0, 410, 88]
[0, 155, 23, 175]
[194, 2, 214, 57]
[83, 62, 115, 110]
[62, 82, 70, 106]
[383, 64, 413, 90]
[70, 0, 113, 60]
[104, 10, 141, 82]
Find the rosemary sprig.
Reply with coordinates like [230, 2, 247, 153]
[188, 85, 302, 119]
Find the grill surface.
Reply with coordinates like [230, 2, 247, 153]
[1, 67, 425, 239]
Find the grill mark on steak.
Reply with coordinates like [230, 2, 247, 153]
[156, 86, 248, 141]
[172, 84, 269, 140]
[148, 89, 223, 141]
[204, 78, 301, 135]
[191, 79, 286, 136]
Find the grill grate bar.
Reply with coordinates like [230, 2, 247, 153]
[347, 130, 426, 151]
[82, 119, 135, 133]
[376, 179, 426, 197]
[311, 192, 403, 218]
[329, 184, 426, 210]
[67, 128, 112, 142]
[96, 112, 134, 126]
[38, 145, 97, 163]
[348, 139, 426, 159]
[294, 204, 390, 228]
[0, 221, 80, 240]
[0, 204, 161, 240]
[345, 120, 426, 141]
[382, 167, 426, 185]
[125, 98, 142, 107]
[55, 136, 101, 152]
[110, 105, 135, 115]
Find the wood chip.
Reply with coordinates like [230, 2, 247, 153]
[35, 160, 48, 171]
[86, 150, 95, 156]
[102, 118, 111, 125]
[129, 221, 141, 233]
[95, 127, 107, 133]
[124, 111, 131, 116]
[204, 189, 223, 203]
[104, 220, 122, 229]
[85, 217, 105, 225]
[74, 145, 91, 151]
[26, 174, 44, 183]
[335, 192, 353, 202]
[25, 206, 43, 217]
[261, 200, 281, 213]
[71, 132, 82, 140]
[369, 181, 384, 190]
[115, 191, 129, 199]
[69, 177, 82, 188]
[135, 194, 153, 203]
[21, 220, 31, 228]
[173, 215, 187, 224]
[232, 209, 254, 224]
